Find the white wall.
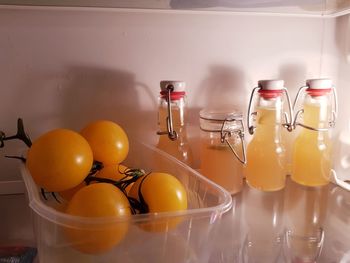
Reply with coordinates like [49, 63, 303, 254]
[335, 15, 350, 130]
[0, 6, 339, 181]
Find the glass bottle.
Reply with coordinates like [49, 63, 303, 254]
[156, 80, 193, 167]
[199, 109, 246, 195]
[291, 78, 337, 187]
[245, 79, 293, 191]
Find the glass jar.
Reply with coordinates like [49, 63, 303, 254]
[199, 109, 245, 195]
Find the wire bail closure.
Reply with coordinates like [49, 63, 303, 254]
[247, 86, 294, 135]
[156, 84, 178, 141]
[292, 85, 338, 132]
[200, 114, 247, 164]
[220, 118, 247, 164]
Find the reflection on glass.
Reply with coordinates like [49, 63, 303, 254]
[321, 186, 350, 262]
[285, 227, 324, 263]
[209, 193, 243, 263]
[242, 184, 285, 263]
[284, 178, 330, 262]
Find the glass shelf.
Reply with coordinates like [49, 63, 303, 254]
[211, 178, 350, 262]
[0, 0, 349, 17]
[2, 178, 348, 262]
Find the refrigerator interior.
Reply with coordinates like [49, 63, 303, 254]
[0, 1, 349, 262]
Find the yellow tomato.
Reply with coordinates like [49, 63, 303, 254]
[130, 172, 188, 232]
[95, 164, 134, 193]
[65, 183, 131, 254]
[80, 120, 129, 165]
[26, 129, 93, 192]
[58, 182, 86, 201]
[141, 172, 187, 213]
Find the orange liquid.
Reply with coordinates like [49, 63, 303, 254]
[157, 106, 193, 167]
[291, 103, 332, 186]
[245, 108, 286, 191]
[200, 137, 243, 194]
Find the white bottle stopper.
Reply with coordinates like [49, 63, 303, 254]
[258, 79, 284, 90]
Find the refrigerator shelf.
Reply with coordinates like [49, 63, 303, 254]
[0, 0, 349, 17]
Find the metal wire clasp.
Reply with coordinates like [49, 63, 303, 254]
[156, 84, 178, 141]
[247, 87, 293, 135]
[292, 85, 338, 131]
[220, 118, 247, 164]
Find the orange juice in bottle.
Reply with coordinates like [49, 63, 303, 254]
[291, 78, 336, 187]
[156, 81, 193, 167]
[245, 80, 293, 191]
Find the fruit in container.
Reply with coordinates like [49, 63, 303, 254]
[65, 183, 131, 254]
[129, 172, 188, 232]
[80, 120, 129, 165]
[26, 129, 93, 192]
[23, 119, 188, 253]
[95, 164, 135, 194]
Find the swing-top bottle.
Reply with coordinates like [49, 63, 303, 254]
[156, 80, 193, 167]
[291, 78, 337, 187]
[245, 79, 293, 191]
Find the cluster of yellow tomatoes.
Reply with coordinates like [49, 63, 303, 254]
[25, 120, 188, 254]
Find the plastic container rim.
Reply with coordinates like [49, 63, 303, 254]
[20, 142, 233, 228]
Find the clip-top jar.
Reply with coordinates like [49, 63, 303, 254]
[199, 109, 246, 195]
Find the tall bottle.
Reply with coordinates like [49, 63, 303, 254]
[156, 80, 193, 167]
[291, 78, 337, 187]
[245, 80, 293, 191]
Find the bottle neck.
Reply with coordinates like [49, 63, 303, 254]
[254, 96, 284, 139]
[158, 96, 186, 130]
[302, 94, 330, 129]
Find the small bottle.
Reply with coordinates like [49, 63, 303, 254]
[199, 109, 246, 195]
[245, 79, 293, 191]
[156, 80, 193, 167]
[291, 78, 337, 187]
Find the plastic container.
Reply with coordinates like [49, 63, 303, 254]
[20, 141, 232, 263]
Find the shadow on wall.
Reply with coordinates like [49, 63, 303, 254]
[193, 65, 248, 118]
[59, 66, 157, 139]
[8, 66, 156, 139]
[278, 63, 307, 99]
[278, 62, 307, 126]
[0, 66, 159, 181]
[187, 65, 248, 168]
[334, 15, 349, 131]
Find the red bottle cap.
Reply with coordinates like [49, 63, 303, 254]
[306, 78, 332, 96]
[160, 81, 186, 100]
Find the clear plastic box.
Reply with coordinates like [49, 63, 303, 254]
[20, 141, 232, 263]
